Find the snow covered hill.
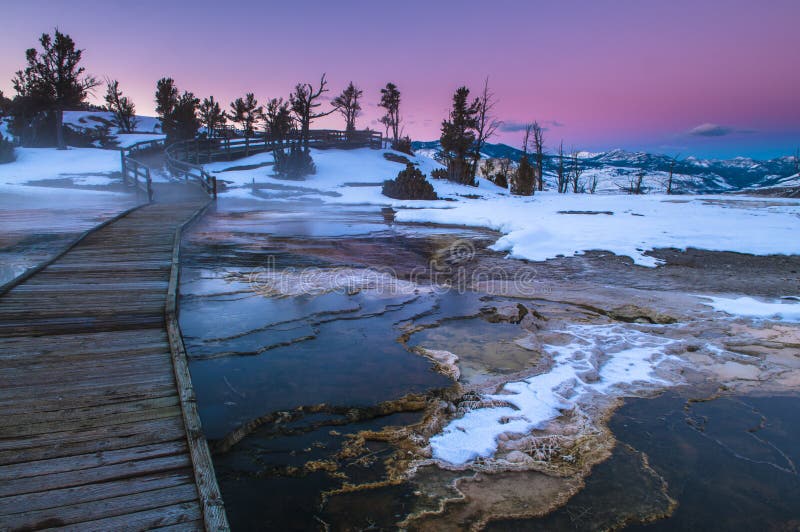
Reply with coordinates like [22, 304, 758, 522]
[412, 141, 799, 194]
[62, 110, 164, 147]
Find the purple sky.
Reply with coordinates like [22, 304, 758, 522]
[1, 0, 798, 159]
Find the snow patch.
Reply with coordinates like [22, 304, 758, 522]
[430, 324, 678, 465]
[0, 147, 121, 189]
[699, 295, 800, 322]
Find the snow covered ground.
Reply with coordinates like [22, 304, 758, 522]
[62, 110, 162, 134]
[0, 146, 124, 192]
[430, 323, 679, 464]
[209, 148, 800, 267]
[699, 295, 800, 322]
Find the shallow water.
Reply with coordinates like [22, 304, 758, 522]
[180, 198, 504, 527]
[180, 196, 800, 530]
[488, 391, 800, 531]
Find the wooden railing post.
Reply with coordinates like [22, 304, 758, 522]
[146, 168, 154, 203]
[120, 151, 128, 186]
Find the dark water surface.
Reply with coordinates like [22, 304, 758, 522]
[489, 391, 800, 531]
[181, 197, 800, 530]
[180, 198, 489, 529]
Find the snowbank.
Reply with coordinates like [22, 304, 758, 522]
[63, 110, 161, 134]
[115, 133, 166, 148]
[699, 295, 800, 322]
[397, 193, 800, 267]
[210, 148, 800, 267]
[430, 324, 678, 464]
[0, 147, 122, 191]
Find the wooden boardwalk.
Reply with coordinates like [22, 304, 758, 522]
[0, 184, 227, 531]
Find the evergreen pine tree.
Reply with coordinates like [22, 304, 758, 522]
[172, 91, 200, 142]
[332, 82, 363, 133]
[510, 124, 535, 195]
[229, 93, 263, 155]
[199, 96, 226, 138]
[378, 83, 401, 144]
[155, 77, 178, 139]
[440, 86, 480, 186]
[264, 98, 294, 141]
[12, 30, 99, 149]
[155, 78, 199, 143]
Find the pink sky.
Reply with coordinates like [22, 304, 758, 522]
[1, 0, 798, 158]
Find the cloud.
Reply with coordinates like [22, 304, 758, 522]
[500, 120, 565, 133]
[687, 123, 733, 137]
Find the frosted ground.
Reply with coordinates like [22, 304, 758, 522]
[208, 147, 800, 267]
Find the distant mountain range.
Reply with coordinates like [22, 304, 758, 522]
[412, 141, 800, 194]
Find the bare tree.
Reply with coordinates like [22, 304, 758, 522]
[666, 155, 680, 194]
[290, 73, 335, 146]
[570, 150, 583, 193]
[626, 168, 645, 194]
[795, 147, 799, 175]
[532, 121, 544, 191]
[332, 81, 363, 133]
[468, 77, 502, 183]
[556, 141, 567, 193]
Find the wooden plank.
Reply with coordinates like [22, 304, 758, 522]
[166, 200, 230, 532]
[0, 417, 187, 465]
[0, 381, 179, 416]
[0, 180, 227, 529]
[0, 453, 192, 497]
[1, 405, 182, 438]
[0, 395, 179, 428]
[50, 502, 202, 531]
[0, 415, 185, 455]
[0, 483, 199, 530]
[0, 440, 187, 481]
[0, 470, 193, 515]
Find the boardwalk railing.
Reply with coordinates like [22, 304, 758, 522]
[164, 129, 382, 199]
[120, 139, 165, 203]
[120, 155, 154, 202]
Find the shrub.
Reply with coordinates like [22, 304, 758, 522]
[275, 145, 316, 179]
[383, 152, 411, 165]
[510, 155, 535, 195]
[391, 136, 414, 155]
[0, 135, 15, 163]
[491, 172, 508, 189]
[382, 163, 438, 200]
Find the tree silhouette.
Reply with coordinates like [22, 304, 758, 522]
[332, 82, 363, 133]
[104, 80, 137, 133]
[199, 96, 226, 138]
[229, 93, 263, 156]
[378, 83, 401, 144]
[290, 74, 334, 146]
[12, 30, 99, 149]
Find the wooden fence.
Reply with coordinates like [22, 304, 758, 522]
[164, 129, 381, 199]
[120, 139, 165, 202]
